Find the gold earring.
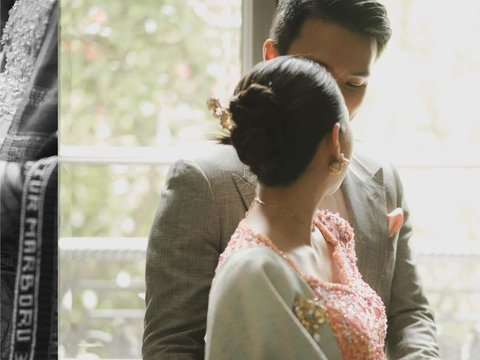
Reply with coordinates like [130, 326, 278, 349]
[329, 161, 344, 175]
[329, 154, 349, 175]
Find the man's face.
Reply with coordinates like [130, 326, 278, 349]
[282, 18, 378, 119]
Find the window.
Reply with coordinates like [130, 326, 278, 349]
[60, 0, 243, 358]
[60, 0, 480, 358]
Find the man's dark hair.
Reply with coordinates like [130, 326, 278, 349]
[270, 0, 392, 57]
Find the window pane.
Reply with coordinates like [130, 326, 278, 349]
[60, 248, 145, 358]
[398, 167, 480, 247]
[60, 163, 169, 237]
[416, 254, 480, 358]
[353, 0, 480, 154]
[60, 0, 241, 147]
[399, 166, 480, 357]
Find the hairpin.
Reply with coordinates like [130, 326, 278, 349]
[207, 98, 234, 131]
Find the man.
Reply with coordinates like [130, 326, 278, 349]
[143, 1, 440, 359]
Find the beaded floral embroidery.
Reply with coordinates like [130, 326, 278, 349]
[217, 209, 387, 360]
[0, 0, 56, 143]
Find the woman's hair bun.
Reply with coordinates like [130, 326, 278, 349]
[229, 83, 285, 182]
[229, 83, 279, 127]
[221, 56, 345, 187]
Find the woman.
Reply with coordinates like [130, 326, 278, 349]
[205, 56, 386, 359]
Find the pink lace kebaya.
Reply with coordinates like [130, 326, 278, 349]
[217, 209, 387, 360]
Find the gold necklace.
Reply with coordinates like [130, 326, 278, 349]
[251, 197, 315, 233]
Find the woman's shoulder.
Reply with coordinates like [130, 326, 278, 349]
[166, 144, 245, 184]
[218, 242, 288, 278]
[212, 244, 315, 307]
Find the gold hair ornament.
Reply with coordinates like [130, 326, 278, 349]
[207, 98, 234, 131]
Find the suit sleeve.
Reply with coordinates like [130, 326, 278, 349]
[205, 248, 329, 360]
[142, 159, 221, 360]
[385, 165, 440, 359]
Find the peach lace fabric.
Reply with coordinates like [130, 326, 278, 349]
[217, 209, 387, 360]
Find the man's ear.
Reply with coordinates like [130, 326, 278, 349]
[263, 39, 279, 60]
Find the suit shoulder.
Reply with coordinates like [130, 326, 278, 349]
[352, 151, 405, 208]
[353, 151, 395, 173]
[194, 143, 244, 175]
[170, 143, 244, 181]
[352, 151, 401, 184]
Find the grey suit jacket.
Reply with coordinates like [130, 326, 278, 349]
[143, 145, 440, 360]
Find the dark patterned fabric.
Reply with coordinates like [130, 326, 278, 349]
[1, 158, 58, 360]
[0, 0, 16, 41]
[0, 1, 58, 162]
[1, 1, 58, 358]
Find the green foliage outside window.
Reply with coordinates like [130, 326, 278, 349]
[61, 0, 240, 147]
[60, 0, 241, 238]
[60, 1, 241, 358]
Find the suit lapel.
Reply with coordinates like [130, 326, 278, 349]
[341, 157, 389, 297]
[232, 165, 256, 210]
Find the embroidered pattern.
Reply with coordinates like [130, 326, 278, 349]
[217, 209, 387, 360]
[293, 297, 327, 343]
[0, 0, 56, 143]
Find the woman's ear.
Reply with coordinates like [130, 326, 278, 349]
[330, 122, 342, 160]
[263, 39, 279, 61]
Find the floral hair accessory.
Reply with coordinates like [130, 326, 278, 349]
[207, 98, 234, 131]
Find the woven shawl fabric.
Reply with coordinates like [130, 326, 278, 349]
[0, 0, 58, 162]
[1, 156, 58, 360]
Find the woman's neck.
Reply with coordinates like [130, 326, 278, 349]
[245, 181, 328, 250]
[257, 187, 317, 225]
